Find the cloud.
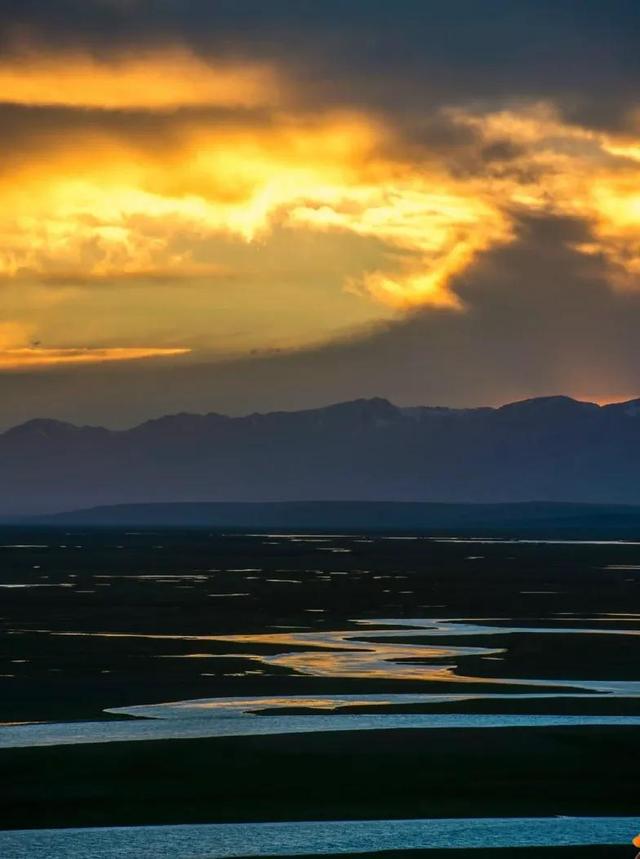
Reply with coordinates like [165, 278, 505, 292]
[0, 346, 190, 370]
[2, 215, 640, 426]
[0, 318, 190, 369]
[2, 82, 640, 316]
[2, 2, 637, 128]
[0, 47, 281, 109]
[1, 4, 640, 421]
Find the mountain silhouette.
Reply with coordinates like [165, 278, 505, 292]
[3, 395, 640, 516]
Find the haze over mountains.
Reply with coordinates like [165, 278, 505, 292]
[3, 395, 640, 517]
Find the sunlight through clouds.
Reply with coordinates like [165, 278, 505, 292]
[4, 47, 640, 367]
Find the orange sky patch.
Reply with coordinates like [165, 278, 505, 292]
[0, 347, 190, 370]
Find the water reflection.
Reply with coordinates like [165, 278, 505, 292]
[197, 624, 502, 683]
[3, 712, 640, 749]
[2, 817, 640, 858]
[45, 616, 640, 689]
[107, 686, 640, 720]
[3, 617, 640, 747]
[193, 617, 640, 688]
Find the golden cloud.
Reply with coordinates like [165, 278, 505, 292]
[3, 49, 640, 359]
[0, 48, 281, 109]
[0, 100, 513, 310]
[447, 102, 640, 286]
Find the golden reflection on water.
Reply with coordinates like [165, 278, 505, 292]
[42, 617, 640, 687]
[167, 695, 398, 713]
[46, 621, 499, 682]
[199, 627, 502, 683]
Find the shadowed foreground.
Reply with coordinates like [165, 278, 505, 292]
[2, 726, 639, 830]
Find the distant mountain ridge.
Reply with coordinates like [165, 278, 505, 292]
[28, 500, 640, 538]
[2, 395, 640, 515]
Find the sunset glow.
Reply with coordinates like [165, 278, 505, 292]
[2, 8, 640, 851]
[4, 51, 640, 352]
[0, 347, 190, 370]
[0, 6, 639, 414]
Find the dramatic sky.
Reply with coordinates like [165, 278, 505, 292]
[2, 0, 640, 426]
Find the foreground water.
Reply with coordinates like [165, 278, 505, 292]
[48, 616, 640, 685]
[45, 614, 640, 694]
[4, 711, 640, 748]
[1, 817, 639, 859]
[3, 617, 640, 748]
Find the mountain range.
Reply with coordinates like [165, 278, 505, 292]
[3, 394, 640, 517]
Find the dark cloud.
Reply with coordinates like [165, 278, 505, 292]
[0, 1, 638, 126]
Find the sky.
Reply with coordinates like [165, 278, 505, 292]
[1, 0, 640, 427]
